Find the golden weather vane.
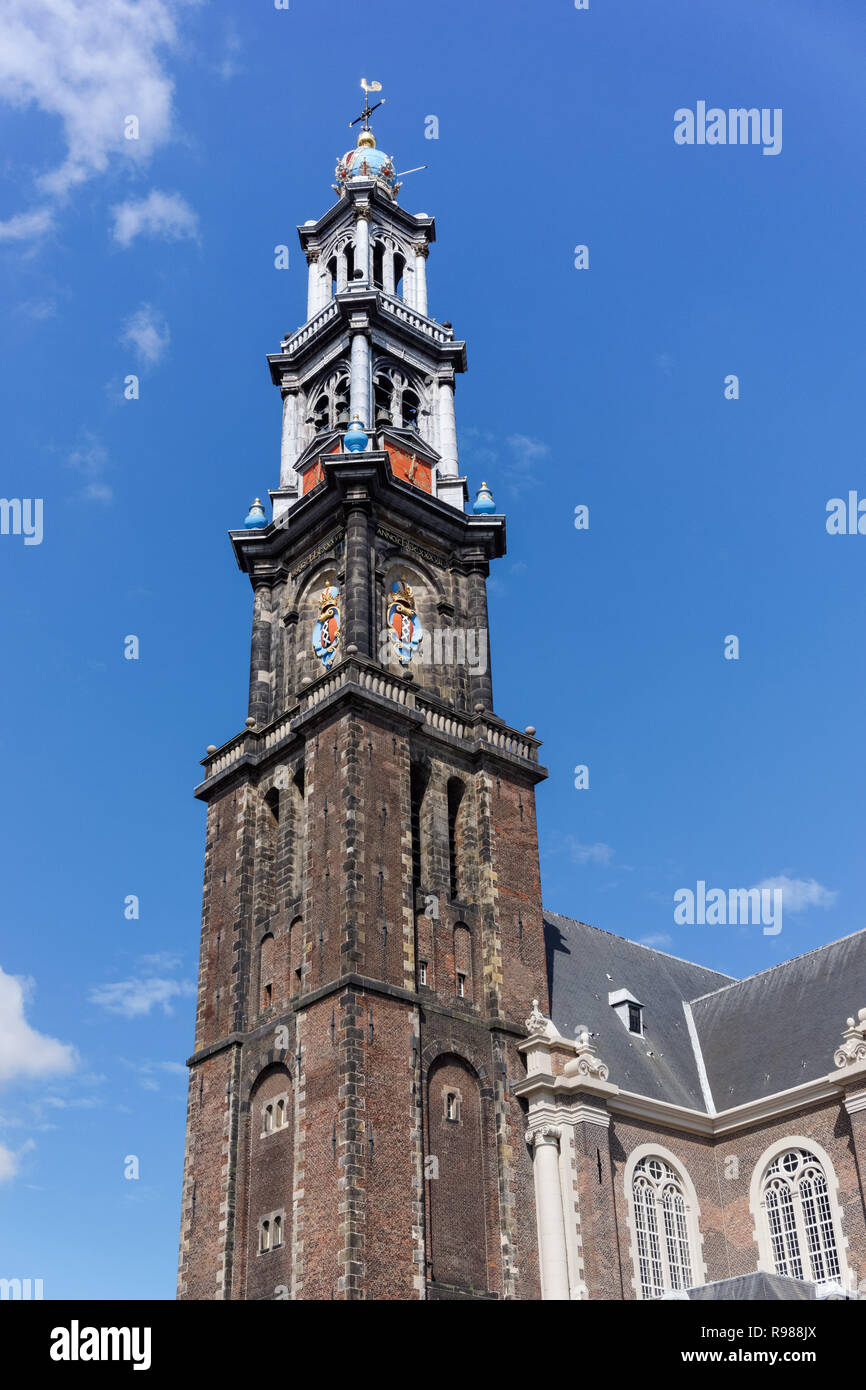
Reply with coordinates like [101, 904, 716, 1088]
[350, 79, 385, 134]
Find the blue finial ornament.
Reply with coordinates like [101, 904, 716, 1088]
[344, 416, 369, 453]
[473, 481, 496, 514]
[244, 497, 268, 529]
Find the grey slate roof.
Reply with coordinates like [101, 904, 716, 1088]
[544, 912, 866, 1113]
[681, 1272, 852, 1300]
[544, 911, 733, 1112]
[689, 930, 866, 1110]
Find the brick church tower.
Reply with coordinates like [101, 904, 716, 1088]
[177, 91, 549, 1301]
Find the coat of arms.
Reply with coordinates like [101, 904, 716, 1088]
[313, 583, 341, 669]
[387, 575, 422, 665]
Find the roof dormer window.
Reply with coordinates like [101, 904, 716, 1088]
[609, 988, 644, 1036]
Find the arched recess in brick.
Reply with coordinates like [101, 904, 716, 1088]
[255, 788, 280, 923]
[453, 923, 473, 1000]
[257, 932, 275, 1015]
[238, 1063, 294, 1301]
[288, 916, 303, 996]
[425, 1053, 488, 1291]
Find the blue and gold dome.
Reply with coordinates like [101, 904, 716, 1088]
[336, 129, 396, 193]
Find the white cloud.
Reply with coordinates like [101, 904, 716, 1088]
[82, 482, 113, 504]
[137, 952, 183, 973]
[755, 875, 837, 914]
[0, 1144, 19, 1182]
[65, 434, 112, 503]
[0, 1139, 35, 1184]
[120, 303, 170, 364]
[640, 933, 674, 949]
[66, 436, 108, 478]
[0, 967, 78, 1086]
[110, 189, 199, 247]
[568, 839, 615, 867]
[89, 975, 195, 1018]
[0, 0, 188, 235]
[0, 207, 55, 242]
[504, 434, 549, 492]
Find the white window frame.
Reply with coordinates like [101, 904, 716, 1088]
[624, 1144, 706, 1299]
[261, 1092, 290, 1139]
[750, 1137, 849, 1288]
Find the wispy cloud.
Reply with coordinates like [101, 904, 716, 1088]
[137, 952, 183, 973]
[65, 434, 113, 504]
[121, 1058, 187, 1092]
[504, 433, 549, 492]
[0, 207, 55, 243]
[639, 932, 674, 949]
[754, 875, 837, 914]
[0, 967, 78, 1086]
[568, 838, 615, 867]
[0, 1138, 35, 1184]
[216, 24, 243, 81]
[120, 303, 170, 365]
[461, 427, 549, 497]
[89, 975, 195, 1019]
[0, 0, 192, 243]
[110, 189, 199, 248]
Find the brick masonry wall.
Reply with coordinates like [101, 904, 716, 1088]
[595, 1101, 866, 1299]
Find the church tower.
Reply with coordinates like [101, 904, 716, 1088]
[177, 89, 549, 1301]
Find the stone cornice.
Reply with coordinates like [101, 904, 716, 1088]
[269, 288, 465, 381]
[230, 449, 506, 578]
[186, 974, 526, 1068]
[295, 184, 435, 252]
[844, 1087, 866, 1116]
[514, 1010, 853, 1137]
[194, 657, 546, 800]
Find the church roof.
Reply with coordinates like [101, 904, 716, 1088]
[689, 929, 866, 1110]
[544, 911, 733, 1111]
[544, 911, 866, 1114]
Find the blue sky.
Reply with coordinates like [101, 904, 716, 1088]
[0, 0, 864, 1300]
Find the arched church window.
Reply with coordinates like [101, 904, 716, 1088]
[631, 1155, 698, 1298]
[760, 1148, 842, 1285]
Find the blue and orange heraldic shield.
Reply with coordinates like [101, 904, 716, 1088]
[387, 576, 423, 665]
[313, 583, 341, 669]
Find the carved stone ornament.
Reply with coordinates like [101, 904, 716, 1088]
[525, 999, 549, 1033]
[525, 1124, 561, 1149]
[834, 1008, 866, 1069]
[563, 1027, 610, 1082]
